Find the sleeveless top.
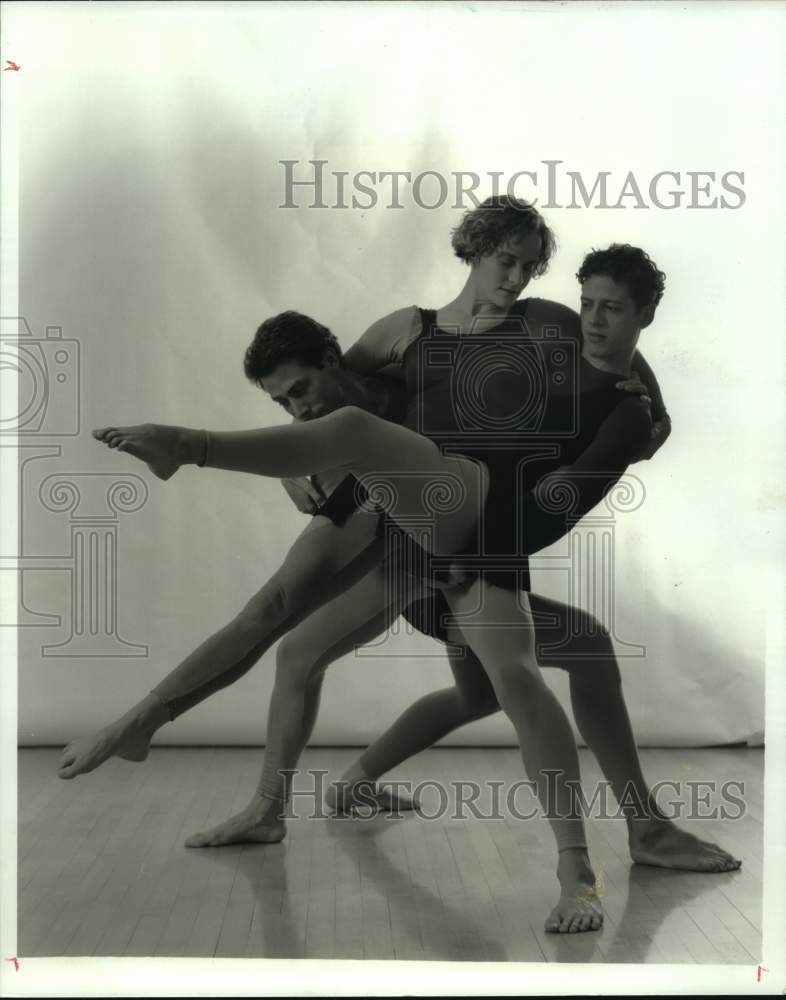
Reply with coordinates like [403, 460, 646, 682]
[318, 301, 541, 590]
[317, 300, 650, 642]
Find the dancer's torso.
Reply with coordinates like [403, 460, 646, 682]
[400, 302, 636, 536]
[316, 299, 638, 552]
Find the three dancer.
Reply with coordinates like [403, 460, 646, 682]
[63, 198, 740, 935]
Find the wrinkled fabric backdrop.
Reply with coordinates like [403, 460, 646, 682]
[14, 3, 781, 747]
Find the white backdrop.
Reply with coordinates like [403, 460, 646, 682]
[9, 1, 783, 747]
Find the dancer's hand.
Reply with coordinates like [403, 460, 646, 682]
[282, 476, 323, 514]
[616, 370, 672, 462]
[615, 370, 652, 413]
[635, 413, 672, 461]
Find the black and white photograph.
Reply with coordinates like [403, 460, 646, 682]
[1, 1, 784, 995]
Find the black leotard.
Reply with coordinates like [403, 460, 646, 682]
[317, 301, 651, 642]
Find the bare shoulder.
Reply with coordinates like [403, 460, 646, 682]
[361, 304, 421, 356]
[365, 305, 420, 339]
[345, 305, 420, 371]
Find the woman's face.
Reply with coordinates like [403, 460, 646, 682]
[471, 230, 543, 308]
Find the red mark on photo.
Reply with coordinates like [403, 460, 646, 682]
[756, 965, 767, 982]
[4, 957, 19, 971]
[4, 61, 21, 72]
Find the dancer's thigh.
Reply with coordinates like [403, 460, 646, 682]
[239, 509, 385, 624]
[341, 408, 489, 558]
[443, 580, 539, 695]
[278, 557, 431, 674]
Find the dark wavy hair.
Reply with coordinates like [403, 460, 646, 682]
[576, 244, 666, 309]
[451, 195, 556, 276]
[244, 311, 343, 387]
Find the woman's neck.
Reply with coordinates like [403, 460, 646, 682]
[439, 276, 512, 334]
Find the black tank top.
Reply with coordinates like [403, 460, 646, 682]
[316, 300, 635, 578]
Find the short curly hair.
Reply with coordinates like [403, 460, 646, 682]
[451, 195, 556, 276]
[576, 244, 666, 309]
[244, 311, 343, 387]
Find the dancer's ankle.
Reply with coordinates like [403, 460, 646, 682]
[194, 429, 208, 467]
[342, 759, 374, 784]
[181, 428, 208, 467]
[624, 790, 670, 832]
[257, 787, 284, 799]
[120, 691, 170, 735]
[253, 787, 288, 815]
[556, 845, 594, 882]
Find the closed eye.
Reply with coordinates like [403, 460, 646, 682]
[273, 379, 308, 407]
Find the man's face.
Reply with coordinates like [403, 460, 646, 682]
[472, 231, 543, 309]
[579, 275, 651, 361]
[259, 354, 345, 420]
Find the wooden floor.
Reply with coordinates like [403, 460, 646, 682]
[18, 746, 763, 963]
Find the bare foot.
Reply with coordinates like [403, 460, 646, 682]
[58, 724, 153, 779]
[92, 423, 204, 480]
[185, 795, 286, 847]
[325, 772, 420, 815]
[629, 818, 741, 872]
[544, 849, 604, 934]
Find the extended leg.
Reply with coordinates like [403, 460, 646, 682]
[58, 511, 384, 779]
[184, 555, 421, 847]
[343, 586, 737, 871]
[327, 644, 499, 812]
[530, 593, 740, 873]
[93, 408, 487, 559]
[443, 578, 602, 934]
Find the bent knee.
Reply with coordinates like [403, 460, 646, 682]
[453, 679, 500, 721]
[488, 659, 547, 699]
[275, 635, 320, 689]
[458, 692, 499, 722]
[537, 610, 615, 669]
[237, 578, 288, 634]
